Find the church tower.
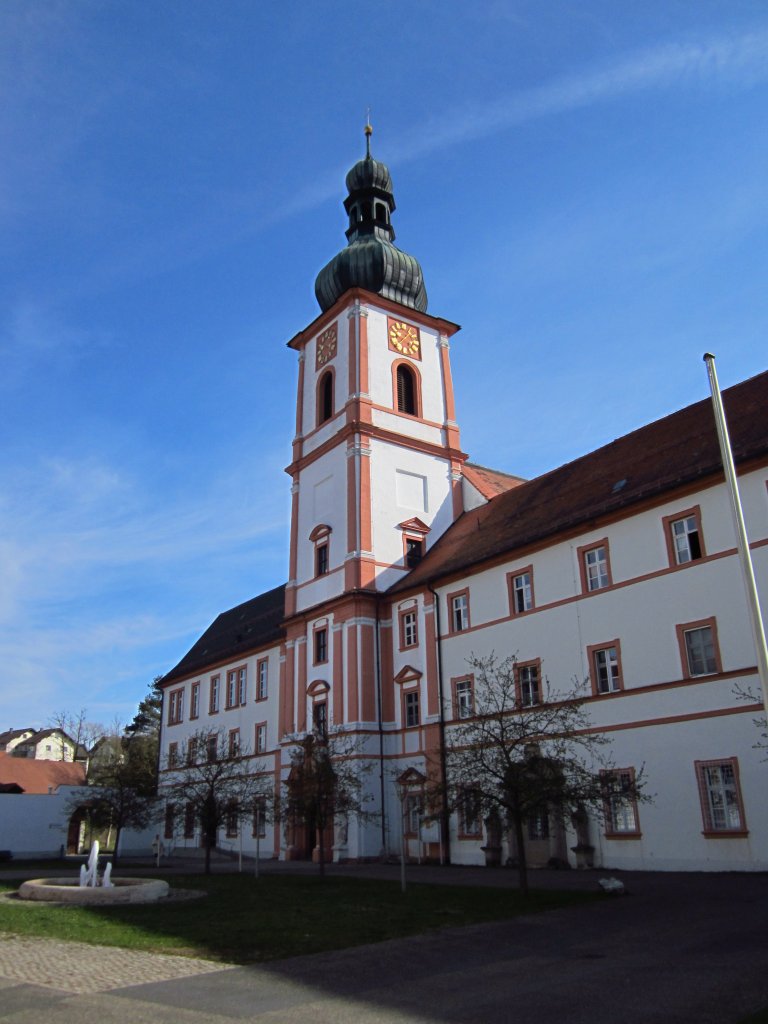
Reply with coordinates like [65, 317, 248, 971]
[279, 127, 465, 762]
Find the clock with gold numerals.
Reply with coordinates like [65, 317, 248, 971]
[388, 318, 421, 359]
[315, 324, 337, 370]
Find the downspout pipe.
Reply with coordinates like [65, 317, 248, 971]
[428, 581, 451, 866]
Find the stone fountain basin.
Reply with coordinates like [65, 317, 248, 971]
[18, 877, 170, 904]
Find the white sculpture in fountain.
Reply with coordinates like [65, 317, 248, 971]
[78, 841, 113, 888]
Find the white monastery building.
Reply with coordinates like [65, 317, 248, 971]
[159, 128, 768, 872]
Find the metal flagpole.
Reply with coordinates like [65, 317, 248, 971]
[703, 353, 768, 711]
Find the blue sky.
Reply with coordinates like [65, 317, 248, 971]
[2, 1, 767, 731]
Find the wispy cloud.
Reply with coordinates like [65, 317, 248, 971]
[386, 29, 768, 166]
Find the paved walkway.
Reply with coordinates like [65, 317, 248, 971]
[0, 865, 766, 1022]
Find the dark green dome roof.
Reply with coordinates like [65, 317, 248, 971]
[345, 155, 393, 195]
[314, 127, 428, 313]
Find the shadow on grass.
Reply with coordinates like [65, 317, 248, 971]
[0, 872, 596, 964]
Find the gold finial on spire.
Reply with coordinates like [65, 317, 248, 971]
[364, 108, 372, 157]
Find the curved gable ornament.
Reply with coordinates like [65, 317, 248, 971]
[306, 679, 330, 697]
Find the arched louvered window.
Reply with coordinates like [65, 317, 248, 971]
[319, 370, 333, 424]
[396, 364, 416, 415]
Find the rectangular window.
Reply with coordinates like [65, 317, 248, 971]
[167, 688, 184, 725]
[404, 689, 420, 728]
[459, 789, 482, 837]
[164, 803, 175, 840]
[602, 769, 641, 837]
[449, 589, 470, 632]
[187, 737, 198, 766]
[516, 661, 541, 707]
[190, 682, 200, 720]
[226, 667, 247, 708]
[225, 801, 239, 838]
[664, 506, 704, 566]
[588, 641, 622, 695]
[184, 803, 196, 839]
[314, 626, 328, 664]
[678, 619, 720, 677]
[399, 608, 418, 649]
[316, 542, 329, 576]
[167, 741, 179, 767]
[255, 722, 267, 753]
[405, 537, 424, 568]
[207, 734, 218, 762]
[228, 729, 240, 758]
[209, 675, 220, 714]
[509, 567, 534, 614]
[252, 797, 267, 838]
[579, 541, 611, 592]
[313, 701, 328, 738]
[695, 759, 747, 834]
[257, 659, 268, 701]
[528, 807, 550, 840]
[403, 793, 423, 835]
[454, 677, 474, 719]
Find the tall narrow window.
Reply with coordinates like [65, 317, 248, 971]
[695, 759, 747, 834]
[602, 768, 641, 836]
[509, 568, 534, 614]
[209, 675, 220, 714]
[316, 542, 329, 576]
[257, 659, 268, 701]
[190, 682, 200, 719]
[516, 662, 541, 707]
[405, 690, 420, 728]
[454, 678, 474, 718]
[314, 627, 328, 664]
[313, 701, 328, 739]
[318, 370, 333, 424]
[449, 590, 470, 632]
[396, 364, 417, 415]
[678, 620, 720, 677]
[589, 642, 622, 695]
[405, 537, 423, 567]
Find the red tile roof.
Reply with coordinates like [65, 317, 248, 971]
[0, 752, 86, 794]
[463, 463, 525, 499]
[162, 584, 286, 685]
[389, 369, 768, 593]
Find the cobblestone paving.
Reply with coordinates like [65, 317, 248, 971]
[0, 932, 235, 994]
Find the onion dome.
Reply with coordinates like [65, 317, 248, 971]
[315, 124, 428, 313]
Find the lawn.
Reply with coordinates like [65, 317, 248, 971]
[0, 873, 595, 964]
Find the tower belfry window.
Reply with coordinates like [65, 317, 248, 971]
[396, 364, 416, 415]
[319, 370, 333, 424]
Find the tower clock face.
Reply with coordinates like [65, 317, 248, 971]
[388, 318, 421, 359]
[315, 324, 338, 370]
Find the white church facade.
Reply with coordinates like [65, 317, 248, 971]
[159, 129, 768, 872]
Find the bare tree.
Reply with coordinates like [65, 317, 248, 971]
[163, 729, 271, 874]
[443, 653, 643, 897]
[49, 709, 105, 768]
[283, 729, 376, 876]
